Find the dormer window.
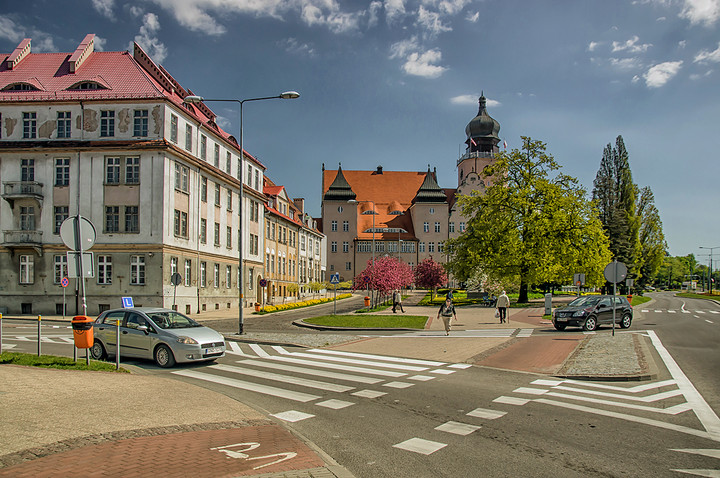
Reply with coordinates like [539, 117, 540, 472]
[2, 83, 39, 91]
[68, 81, 107, 90]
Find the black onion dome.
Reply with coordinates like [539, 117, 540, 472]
[465, 94, 500, 148]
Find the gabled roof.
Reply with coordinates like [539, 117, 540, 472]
[323, 165, 356, 201]
[413, 167, 450, 204]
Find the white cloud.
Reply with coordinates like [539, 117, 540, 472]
[679, 40, 687, 48]
[389, 36, 420, 59]
[587, 41, 601, 52]
[416, 5, 452, 37]
[402, 48, 447, 78]
[0, 15, 24, 42]
[679, 0, 720, 26]
[643, 60, 683, 87]
[436, 0, 473, 16]
[368, 1, 382, 27]
[612, 35, 652, 53]
[0, 15, 56, 51]
[657, 15, 667, 20]
[93, 35, 108, 51]
[609, 57, 642, 69]
[694, 42, 720, 63]
[689, 70, 713, 79]
[278, 37, 317, 57]
[92, 0, 115, 19]
[466, 11, 479, 22]
[451, 94, 500, 107]
[134, 12, 168, 63]
[384, 0, 406, 23]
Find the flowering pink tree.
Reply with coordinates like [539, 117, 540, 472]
[353, 257, 414, 306]
[414, 257, 448, 300]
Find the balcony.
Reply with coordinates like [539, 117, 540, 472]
[2, 181, 44, 208]
[457, 151, 495, 166]
[2, 230, 44, 255]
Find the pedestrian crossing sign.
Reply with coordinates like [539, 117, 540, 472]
[330, 273, 340, 285]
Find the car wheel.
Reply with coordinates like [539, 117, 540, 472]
[154, 344, 176, 368]
[91, 340, 107, 360]
[583, 316, 597, 331]
[620, 314, 632, 329]
[553, 322, 567, 331]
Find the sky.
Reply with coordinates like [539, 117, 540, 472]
[1, 0, 719, 260]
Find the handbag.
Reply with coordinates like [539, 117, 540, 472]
[495, 310, 500, 318]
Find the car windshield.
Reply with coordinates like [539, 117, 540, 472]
[568, 296, 601, 307]
[147, 311, 201, 329]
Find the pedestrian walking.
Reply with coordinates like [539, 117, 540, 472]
[496, 290, 510, 323]
[437, 298, 457, 335]
[392, 290, 405, 313]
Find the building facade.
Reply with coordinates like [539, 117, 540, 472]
[0, 34, 305, 315]
[321, 94, 501, 285]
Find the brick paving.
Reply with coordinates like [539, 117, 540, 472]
[476, 334, 586, 374]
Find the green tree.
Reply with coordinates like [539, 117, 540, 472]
[446, 137, 612, 303]
[592, 135, 641, 282]
[637, 187, 667, 288]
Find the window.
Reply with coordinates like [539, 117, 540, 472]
[200, 177, 207, 202]
[254, 170, 259, 190]
[226, 265, 232, 289]
[200, 218, 207, 243]
[227, 190, 233, 211]
[438, 241, 444, 253]
[459, 222, 466, 232]
[125, 206, 139, 233]
[343, 220, 349, 232]
[21, 158, 34, 181]
[105, 206, 119, 232]
[184, 260, 192, 286]
[200, 135, 207, 160]
[331, 220, 337, 232]
[54, 255, 68, 284]
[19, 255, 34, 284]
[23, 112, 37, 138]
[449, 222, 455, 233]
[55, 158, 70, 186]
[226, 226, 232, 248]
[345, 262, 352, 271]
[170, 257, 178, 276]
[248, 268, 254, 290]
[133, 109, 148, 137]
[343, 241, 349, 253]
[429, 242, 435, 253]
[125, 157, 140, 184]
[200, 262, 207, 287]
[214, 144, 220, 168]
[375, 242, 385, 253]
[213, 264, 219, 288]
[54, 206, 69, 234]
[226, 152, 232, 173]
[271, 255, 275, 273]
[170, 114, 178, 143]
[214, 222, 220, 246]
[430, 207, 435, 214]
[98, 256, 112, 284]
[423, 222, 429, 233]
[174, 210, 188, 237]
[357, 241, 371, 252]
[419, 242, 426, 252]
[106, 157, 121, 184]
[331, 241, 337, 253]
[185, 124, 192, 151]
[100, 110, 115, 137]
[247, 164, 252, 186]
[237, 158, 242, 180]
[129, 256, 145, 285]
[20, 206, 35, 230]
[214, 184, 221, 206]
[435, 222, 441, 233]
[175, 163, 189, 192]
[57, 111, 71, 138]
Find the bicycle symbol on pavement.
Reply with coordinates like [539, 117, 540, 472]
[211, 442, 297, 470]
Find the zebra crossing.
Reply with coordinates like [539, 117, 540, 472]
[642, 309, 719, 315]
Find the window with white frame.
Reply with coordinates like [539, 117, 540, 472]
[459, 222, 466, 232]
[438, 241, 444, 253]
[55, 158, 70, 186]
[98, 255, 112, 284]
[226, 152, 232, 173]
[106, 157, 121, 184]
[100, 110, 114, 137]
[214, 144, 220, 168]
[183, 259, 191, 286]
[133, 109, 148, 137]
[125, 157, 140, 184]
[226, 265, 232, 288]
[214, 183, 220, 206]
[423, 222, 429, 233]
[213, 264, 219, 288]
[331, 241, 337, 253]
[125, 206, 139, 233]
[449, 222, 455, 233]
[19, 255, 34, 284]
[345, 261, 351, 270]
[54, 255, 68, 284]
[254, 170, 260, 190]
[343, 241, 349, 253]
[200, 218, 207, 243]
[21, 158, 34, 181]
[23, 112, 37, 138]
[428, 242, 435, 252]
[20, 206, 35, 230]
[175, 163, 189, 192]
[343, 220, 349, 232]
[214, 222, 220, 246]
[227, 190, 232, 211]
[200, 135, 207, 160]
[57, 111, 71, 138]
[200, 177, 207, 202]
[170, 114, 178, 143]
[185, 124, 192, 151]
[170, 257, 178, 276]
[105, 206, 120, 233]
[247, 164, 252, 186]
[54, 206, 69, 234]
[419, 242, 425, 252]
[331, 220, 337, 232]
[435, 222, 441, 233]
[226, 226, 232, 248]
[174, 210, 188, 237]
[200, 262, 206, 287]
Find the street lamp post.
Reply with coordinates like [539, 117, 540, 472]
[699, 246, 719, 295]
[184, 91, 299, 334]
[349, 199, 376, 304]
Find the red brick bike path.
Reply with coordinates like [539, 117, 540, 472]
[0, 425, 324, 478]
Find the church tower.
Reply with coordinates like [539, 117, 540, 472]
[457, 93, 501, 187]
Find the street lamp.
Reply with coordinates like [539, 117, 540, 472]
[184, 91, 300, 334]
[699, 246, 719, 295]
[348, 199, 376, 302]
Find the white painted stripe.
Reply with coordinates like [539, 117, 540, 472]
[225, 342, 247, 355]
[272, 346, 291, 354]
[517, 329, 533, 337]
[706, 320, 714, 324]
[316, 399, 354, 410]
[260, 355, 407, 377]
[447, 363, 473, 369]
[647, 330, 720, 439]
[435, 421, 481, 436]
[535, 398, 718, 442]
[710, 311, 719, 314]
[172, 370, 320, 402]
[0, 343, 17, 349]
[655, 310, 662, 313]
[288, 352, 428, 371]
[668, 310, 677, 314]
[513, 387, 548, 395]
[249, 343, 270, 357]
[545, 392, 693, 415]
[208, 364, 354, 393]
[40, 337, 58, 343]
[493, 396, 530, 406]
[552, 385, 682, 402]
[642, 309, 649, 313]
[682, 310, 691, 314]
[669, 468, 720, 477]
[236, 359, 383, 384]
[383, 381, 414, 389]
[697, 311, 706, 314]
[671, 449, 720, 459]
[393, 438, 447, 455]
[59, 337, 75, 343]
[532, 379, 565, 387]
[562, 378, 677, 393]
[308, 349, 446, 367]
[583, 331, 596, 335]
[467, 408, 507, 420]
[408, 375, 435, 381]
[430, 369, 456, 375]
[272, 410, 315, 422]
[352, 389, 386, 398]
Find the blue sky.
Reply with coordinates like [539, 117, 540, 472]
[2, 0, 719, 260]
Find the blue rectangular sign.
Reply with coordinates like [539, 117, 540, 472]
[121, 297, 134, 308]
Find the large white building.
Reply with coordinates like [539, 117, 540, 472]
[0, 34, 322, 315]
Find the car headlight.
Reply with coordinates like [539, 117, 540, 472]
[177, 336, 198, 344]
[572, 310, 587, 317]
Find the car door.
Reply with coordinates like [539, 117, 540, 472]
[95, 311, 125, 350]
[120, 312, 153, 359]
[596, 297, 613, 324]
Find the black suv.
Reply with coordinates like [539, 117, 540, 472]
[552, 295, 633, 331]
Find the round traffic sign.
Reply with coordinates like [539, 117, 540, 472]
[60, 216, 96, 251]
[603, 261, 628, 284]
[61, 277, 69, 288]
[259, 279, 267, 287]
[170, 273, 182, 286]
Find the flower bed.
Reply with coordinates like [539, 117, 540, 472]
[255, 293, 353, 314]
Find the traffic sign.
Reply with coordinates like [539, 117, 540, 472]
[60, 277, 69, 288]
[66, 251, 94, 278]
[121, 297, 134, 308]
[330, 273, 340, 285]
[259, 279, 267, 287]
[60, 216, 96, 251]
[170, 273, 182, 286]
[603, 261, 628, 284]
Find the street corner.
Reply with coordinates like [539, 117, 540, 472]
[0, 424, 326, 478]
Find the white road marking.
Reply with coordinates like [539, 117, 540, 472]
[408, 375, 435, 381]
[208, 364, 354, 393]
[288, 352, 428, 371]
[668, 310, 677, 314]
[393, 438, 447, 455]
[710, 311, 719, 315]
[225, 342, 247, 355]
[697, 311, 706, 314]
[642, 309, 649, 313]
[531, 379, 565, 387]
[655, 310, 662, 313]
[249, 343, 270, 357]
[316, 399, 354, 410]
[682, 310, 691, 314]
[172, 370, 320, 402]
[551, 385, 682, 402]
[545, 391, 692, 415]
[237, 358, 383, 384]
[670, 468, 720, 477]
[672, 449, 720, 459]
[430, 369, 456, 375]
[583, 331, 596, 335]
[435, 421, 481, 436]
[308, 349, 446, 367]
[272, 345, 291, 354]
[447, 363, 473, 369]
[261, 355, 407, 377]
[707, 320, 714, 324]
[351, 389, 386, 398]
[59, 337, 75, 344]
[493, 396, 530, 406]
[561, 378, 677, 393]
[517, 329, 534, 338]
[272, 410, 315, 422]
[513, 387, 548, 395]
[467, 408, 507, 420]
[383, 381, 414, 389]
[647, 330, 720, 440]
[0, 343, 17, 349]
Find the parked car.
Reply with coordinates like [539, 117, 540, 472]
[552, 295, 633, 331]
[91, 308, 226, 367]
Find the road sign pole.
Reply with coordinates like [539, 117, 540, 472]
[613, 260, 617, 337]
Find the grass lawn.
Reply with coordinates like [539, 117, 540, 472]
[303, 315, 428, 329]
[0, 352, 129, 372]
[676, 292, 720, 301]
[631, 295, 652, 307]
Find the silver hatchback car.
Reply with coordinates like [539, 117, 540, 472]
[91, 308, 226, 367]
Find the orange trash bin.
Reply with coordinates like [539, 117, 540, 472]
[71, 315, 94, 349]
[364, 296, 370, 307]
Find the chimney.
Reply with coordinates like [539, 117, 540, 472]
[376, 166, 383, 174]
[293, 198, 305, 215]
[69, 34, 95, 73]
[7, 39, 31, 70]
